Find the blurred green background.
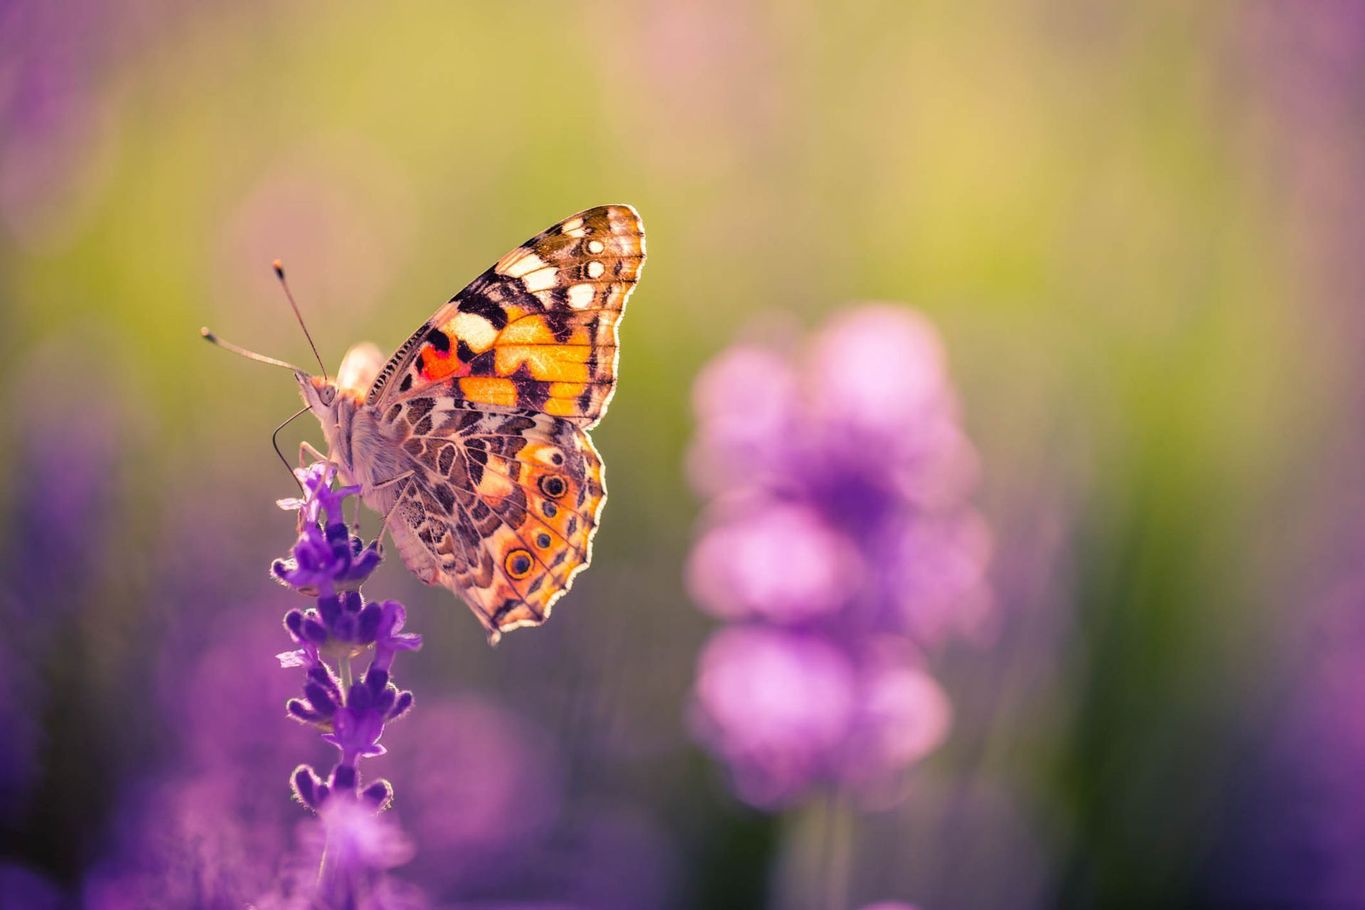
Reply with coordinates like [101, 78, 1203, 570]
[2, 1, 1359, 907]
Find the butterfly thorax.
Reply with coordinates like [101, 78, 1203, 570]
[298, 375, 405, 514]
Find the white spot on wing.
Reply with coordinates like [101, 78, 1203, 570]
[587, 239, 605, 254]
[562, 216, 586, 238]
[567, 284, 595, 309]
[586, 260, 605, 278]
[450, 312, 498, 351]
[497, 250, 547, 278]
[522, 267, 558, 293]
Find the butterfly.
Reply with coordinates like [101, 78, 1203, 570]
[293, 205, 644, 643]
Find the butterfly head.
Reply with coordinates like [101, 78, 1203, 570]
[296, 371, 339, 417]
[296, 343, 384, 429]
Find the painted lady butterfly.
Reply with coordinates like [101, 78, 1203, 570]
[294, 205, 645, 643]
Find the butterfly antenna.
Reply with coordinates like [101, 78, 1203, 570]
[273, 260, 328, 382]
[200, 330, 310, 486]
[200, 327, 303, 371]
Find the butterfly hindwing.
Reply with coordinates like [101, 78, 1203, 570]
[381, 396, 606, 642]
[368, 204, 644, 429]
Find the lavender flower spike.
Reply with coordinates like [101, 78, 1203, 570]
[272, 462, 381, 597]
[272, 460, 423, 904]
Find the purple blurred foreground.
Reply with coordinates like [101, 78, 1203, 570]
[59, 463, 666, 909]
[686, 305, 990, 808]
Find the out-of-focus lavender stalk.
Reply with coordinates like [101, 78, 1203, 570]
[686, 305, 989, 809]
[272, 461, 422, 907]
[686, 305, 987, 910]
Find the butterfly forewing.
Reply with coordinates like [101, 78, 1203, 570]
[368, 204, 644, 428]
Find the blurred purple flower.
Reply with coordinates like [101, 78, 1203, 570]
[686, 305, 987, 807]
[84, 773, 290, 909]
[692, 626, 858, 806]
[299, 800, 421, 910]
[883, 510, 993, 647]
[689, 306, 988, 645]
[840, 657, 952, 794]
[687, 345, 802, 498]
[91, 778, 423, 910]
[687, 499, 860, 623]
[691, 627, 951, 808]
[111, 632, 293, 898]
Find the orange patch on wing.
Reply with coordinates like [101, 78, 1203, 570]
[496, 346, 591, 384]
[493, 316, 596, 385]
[548, 381, 587, 400]
[458, 376, 519, 407]
[418, 346, 463, 382]
[499, 315, 556, 346]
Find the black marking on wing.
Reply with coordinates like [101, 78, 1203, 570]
[426, 327, 450, 352]
[456, 291, 510, 329]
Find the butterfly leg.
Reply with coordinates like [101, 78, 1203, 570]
[366, 471, 415, 552]
[298, 440, 330, 468]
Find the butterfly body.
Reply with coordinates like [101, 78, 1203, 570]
[295, 205, 644, 643]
